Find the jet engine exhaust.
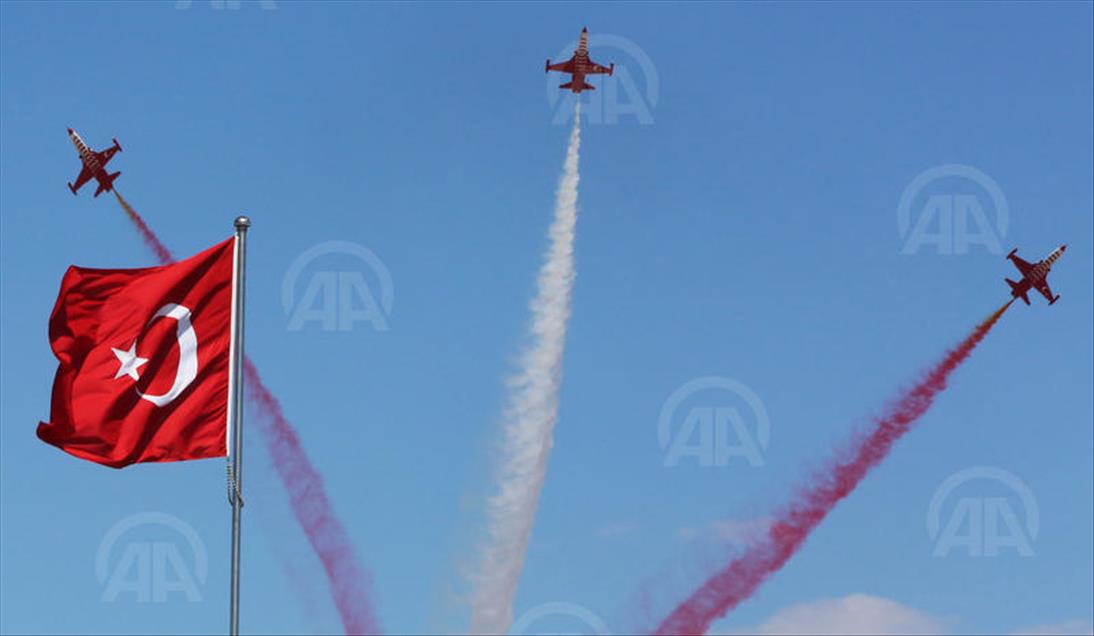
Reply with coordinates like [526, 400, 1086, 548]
[652, 300, 1014, 635]
[470, 104, 583, 634]
[112, 195, 382, 635]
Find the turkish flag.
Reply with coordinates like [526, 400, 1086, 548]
[38, 238, 236, 468]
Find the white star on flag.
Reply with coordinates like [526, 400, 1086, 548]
[111, 341, 148, 381]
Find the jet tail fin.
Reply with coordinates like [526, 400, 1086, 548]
[1005, 278, 1031, 305]
[94, 171, 121, 198]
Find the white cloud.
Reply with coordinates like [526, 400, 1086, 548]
[726, 594, 946, 635]
[714, 594, 1091, 636]
[1011, 620, 1094, 636]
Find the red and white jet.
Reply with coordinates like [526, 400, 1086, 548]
[67, 128, 122, 197]
[546, 27, 614, 93]
[1005, 244, 1067, 305]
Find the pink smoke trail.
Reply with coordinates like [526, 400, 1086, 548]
[654, 301, 1013, 635]
[112, 195, 381, 634]
[113, 191, 173, 265]
[244, 360, 380, 635]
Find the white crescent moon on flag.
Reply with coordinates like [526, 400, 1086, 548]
[137, 303, 199, 407]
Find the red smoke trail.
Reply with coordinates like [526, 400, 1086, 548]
[112, 195, 381, 634]
[244, 360, 380, 635]
[113, 191, 174, 264]
[654, 301, 1013, 635]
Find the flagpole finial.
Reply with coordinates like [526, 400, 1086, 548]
[234, 216, 251, 230]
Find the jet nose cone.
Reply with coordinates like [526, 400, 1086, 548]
[67, 127, 73, 134]
[582, 27, 588, 32]
[1061, 244, 1067, 251]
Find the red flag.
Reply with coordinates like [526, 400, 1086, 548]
[38, 238, 236, 468]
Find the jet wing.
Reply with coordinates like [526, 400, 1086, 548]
[1034, 279, 1055, 303]
[98, 147, 119, 164]
[1009, 254, 1035, 276]
[548, 59, 575, 73]
[586, 60, 612, 75]
[70, 165, 92, 192]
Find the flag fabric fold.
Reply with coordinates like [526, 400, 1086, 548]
[37, 238, 235, 468]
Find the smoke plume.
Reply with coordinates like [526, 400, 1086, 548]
[113, 194, 381, 634]
[244, 360, 380, 634]
[470, 105, 582, 634]
[654, 301, 1013, 635]
[113, 190, 174, 264]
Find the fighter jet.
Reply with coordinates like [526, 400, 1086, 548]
[1005, 244, 1067, 305]
[546, 27, 614, 93]
[67, 128, 122, 197]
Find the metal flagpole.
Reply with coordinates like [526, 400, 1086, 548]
[228, 215, 250, 636]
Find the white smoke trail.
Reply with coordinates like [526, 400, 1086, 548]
[470, 105, 582, 634]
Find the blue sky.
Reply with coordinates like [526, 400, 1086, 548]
[1, 2, 1091, 634]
